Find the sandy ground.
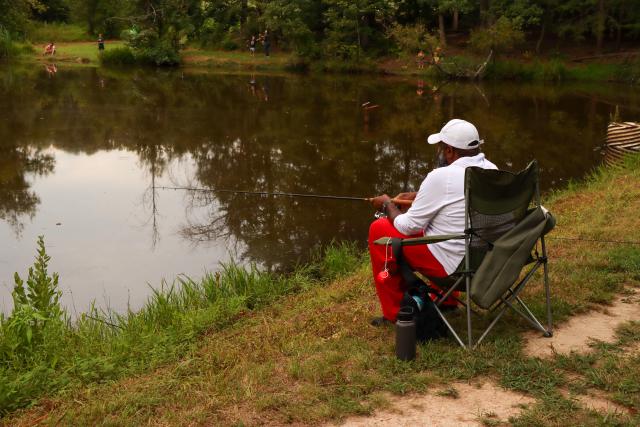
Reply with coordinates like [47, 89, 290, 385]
[525, 288, 640, 358]
[335, 381, 535, 427]
[337, 288, 639, 426]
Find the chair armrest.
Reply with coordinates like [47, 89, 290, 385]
[373, 234, 466, 246]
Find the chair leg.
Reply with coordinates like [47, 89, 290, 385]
[433, 304, 467, 348]
[510, 297, 548, 334]
[542, 260, 553, 337]
[466, 274, 473, 349]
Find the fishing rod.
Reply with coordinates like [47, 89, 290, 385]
[157, 186, 640, 245]
[157, 186, 414, 206]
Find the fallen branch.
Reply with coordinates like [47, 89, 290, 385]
[571, 51, 640, 62]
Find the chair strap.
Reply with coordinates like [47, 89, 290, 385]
[391, 238, 427, 291]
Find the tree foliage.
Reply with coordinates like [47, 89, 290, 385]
[4, 0, 640, 60]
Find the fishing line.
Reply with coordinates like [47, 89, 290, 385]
[157, 186, 413, 205]
[158, 186, 639, 245]
[546, 236, 640, 245]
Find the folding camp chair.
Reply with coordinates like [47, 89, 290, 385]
[375, 160, 555, 349]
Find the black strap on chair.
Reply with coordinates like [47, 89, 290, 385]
[391, 238, 449, 341]
[391, 237, 425, 290]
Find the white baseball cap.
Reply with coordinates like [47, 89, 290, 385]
[427, 119, 484, 150]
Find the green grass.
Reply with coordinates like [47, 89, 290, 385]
[181, 48, 293, 71]
[0, 241, 365, 415]
[33, 41, 125, 66]
[2, 155, 640, 425]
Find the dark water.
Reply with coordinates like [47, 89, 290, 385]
[1, 65, 638, 313]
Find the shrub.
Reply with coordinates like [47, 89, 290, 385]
[470, 17, 524, 55]
[128, 29, 181, 66]
[0, 27, 20, 60]
[535, 59, 568, 81]
[100, 46, 136, 66]
[0, 236, 66, 365]
[388, 23, 439, 56]
[221, 35, 239, 51]
[613, 57, 640, 85]
[135, 43, 181, 66]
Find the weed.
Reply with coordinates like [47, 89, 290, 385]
[435, 386, 459, 399]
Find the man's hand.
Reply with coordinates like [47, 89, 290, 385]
[394, 192, 417, 201]
[394, 192, 416, 212]
[370, 194, 402, 222]
[370, 194, 391, 211]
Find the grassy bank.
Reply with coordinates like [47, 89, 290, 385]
[4, 155, 640, 426]
[9, 39, 640, 84]
[0, 241, 365, 415]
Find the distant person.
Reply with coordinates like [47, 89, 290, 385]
[417, 50, 425, 69]
[262, 30, 270, 57]
[249, 35, 256, 55]
[98, 34, 105, 52]
[43, 42, 56, 56]
[432, 46, 442, 65]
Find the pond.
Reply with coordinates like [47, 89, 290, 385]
[1, 65, 639, 314]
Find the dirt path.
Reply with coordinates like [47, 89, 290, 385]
[525, 288, 640, 358]
[335, 381, 534, 427]
[337, 288, 639, 426]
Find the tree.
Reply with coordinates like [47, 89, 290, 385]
[261, 0, 319, 56]
[323, 0, 396, 60]
[70, 0, 132, 36]
[30, 0, 70, 22]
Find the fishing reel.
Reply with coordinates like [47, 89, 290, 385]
[374, 210, 387, 219]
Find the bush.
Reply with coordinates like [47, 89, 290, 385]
[135, 43, 181, 66]
[484, 60, 534, 80]
[128, 29, 181, 66]
[100, 46, 136, 66]
[470, 17, 524, 55]
[220, 35, 239, 51]
[0, 27, 18, 60]
[388, 23, 439, 56]
[613, 57, 640, 85]
[535, 59, 568, 81]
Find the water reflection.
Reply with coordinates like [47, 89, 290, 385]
[0, 66, 639, 311]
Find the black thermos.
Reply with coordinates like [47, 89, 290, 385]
[395, 306, 416, 361]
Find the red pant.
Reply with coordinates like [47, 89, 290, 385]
[368, 217, 451, 321]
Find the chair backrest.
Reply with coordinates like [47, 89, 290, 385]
[464, 160, 539, 271]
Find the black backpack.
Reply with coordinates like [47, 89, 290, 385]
[392, 238, 449, 342]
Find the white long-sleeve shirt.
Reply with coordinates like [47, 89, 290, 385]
[393, 153, 497, 274]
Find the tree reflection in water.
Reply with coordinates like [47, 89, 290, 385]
[1, 66, 639, 269]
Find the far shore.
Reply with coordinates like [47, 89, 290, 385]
[16, 40, 640, 84]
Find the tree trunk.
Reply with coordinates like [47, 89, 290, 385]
[536, 21, 546, 54]
[438, 14, 446, 47]
[452, 9, 459, 31]
[355, 11, 361, 62]
[241, 0, 248, 27]
[595, 0, 606, 55]
[480, 0, 490, 27]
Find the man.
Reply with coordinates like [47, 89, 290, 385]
[368, 119, 497, 325]
[98, 34, 105, 52]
